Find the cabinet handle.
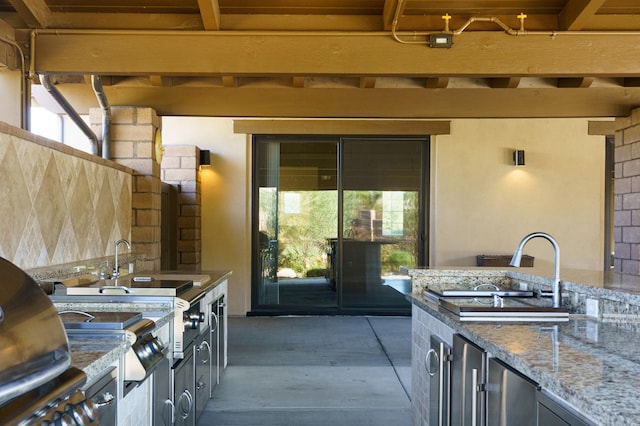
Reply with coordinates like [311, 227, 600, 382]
[198, 340, 212, 364]
[93, 391, 115, 409]
[164, 399, 175, 425]
[178, 389, 193, 419]
[425, 349, 439, 377]
[471, 368, 478, 426]
[211, 310, 219, 333]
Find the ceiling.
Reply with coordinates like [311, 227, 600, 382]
[2, 1, 640, 118]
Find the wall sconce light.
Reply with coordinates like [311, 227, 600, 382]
[199, 149, 211, 167]
[513, 150, 525, 166]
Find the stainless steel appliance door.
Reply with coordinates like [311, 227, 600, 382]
[427, 335, 451, 426]
[173, 350, 195, 426]
[194, 327, 212, 423]
[153, 357, 172, 426]
[211, 295, 226, 387]
[451, 334, 486, 426]
[486, 358, 537, 426]
[86, 367, 117, 424]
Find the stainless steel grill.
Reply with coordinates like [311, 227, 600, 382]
[52, 276, 206, 359]
[0, 257, 92, 425]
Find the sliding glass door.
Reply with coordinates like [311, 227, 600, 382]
[341, 138, 424, 310]
[252, 135, 428, 315]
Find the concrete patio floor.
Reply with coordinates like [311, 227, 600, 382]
[199, 316, 411, 426]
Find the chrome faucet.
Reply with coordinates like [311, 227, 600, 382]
[510, 232, 561, 308]
[113, 239, 131, 278]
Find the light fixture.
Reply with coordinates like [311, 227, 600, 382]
[513, 150, 525, 166]
[199, 149, 211, 167]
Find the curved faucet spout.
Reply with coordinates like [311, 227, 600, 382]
[113, 239, 131, 278]
[510, 232, 561, 308]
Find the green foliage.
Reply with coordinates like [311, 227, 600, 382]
[277, 191, 337, 276]
[383, 250, 415, 273]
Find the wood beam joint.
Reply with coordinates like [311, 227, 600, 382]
[558, 77, 594, 88]
[489, 77, 521, 89]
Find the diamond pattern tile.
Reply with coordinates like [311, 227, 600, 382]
[0, 142, 31, 260]
[35, 153, 67, 258]
[0, 132, 132, 269]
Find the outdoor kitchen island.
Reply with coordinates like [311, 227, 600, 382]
[51, 270, 231, 425]
[408, 268, 640, 426]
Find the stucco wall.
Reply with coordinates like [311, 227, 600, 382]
[162, 117, 607, 315]
[162, 117, 250, 316]
[432, 119, 605, 270]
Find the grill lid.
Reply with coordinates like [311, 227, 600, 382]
[0, 257, 71, 406]
[58, 310, 143, 330]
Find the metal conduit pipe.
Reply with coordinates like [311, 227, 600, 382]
[40, 74, 99, 155]
[90, 75, 111, 160]
[0, 35, 28, 130]
[390, 0, 640, 45]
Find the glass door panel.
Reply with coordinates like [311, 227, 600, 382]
[341, 138, 424, 310]
[254, 138, 338, 310]
[253, 136, 427, 314]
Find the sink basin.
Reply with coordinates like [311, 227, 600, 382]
[437, 297, 569, 322]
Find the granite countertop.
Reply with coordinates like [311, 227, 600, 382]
[51, 271, 232, 387]
[58, 307, 174, 387]
[410, 293, 640, 426]
[67, 334, 128, 387]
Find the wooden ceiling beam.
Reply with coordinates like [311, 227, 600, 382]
[45, 13, 203, 30]
[47, 84, 640, 119]
[559, 0, 607, 31]
[197, 0, 221, 31]
[32, 31, 640, 78]
[7, 0, 51, 28]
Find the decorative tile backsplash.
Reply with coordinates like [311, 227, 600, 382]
[0, 123, 132, 269]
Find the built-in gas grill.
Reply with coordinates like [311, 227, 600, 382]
[52, 276, 207, 360]
[0, 257, 96, 425]
[59, 311, 166, 383]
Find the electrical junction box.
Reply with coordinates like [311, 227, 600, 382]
[429, 33, 453, 48]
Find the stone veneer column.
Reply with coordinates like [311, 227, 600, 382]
[161, 146, 201, 271]
[91, 107, 162, 272]
[614, 107, 640, 275]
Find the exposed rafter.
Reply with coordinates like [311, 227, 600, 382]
[7, 0, 51, 28]
[197, 0, 221, 31]
[559, 0, 608, 31]
[3, 0, 640, 119]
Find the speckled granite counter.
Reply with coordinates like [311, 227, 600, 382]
[67, 335, 128, 386]
[409, 267, 640, 426]
[57, 307, 174, 387]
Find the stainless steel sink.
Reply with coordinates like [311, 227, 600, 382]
[426, 289, 533, 298]
[437, 297, 569, 322]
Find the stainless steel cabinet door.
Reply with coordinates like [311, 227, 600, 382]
[153, 357, 172, 426]
[428, 335, 451, 426]
[195, 328, 212, 423]
[451, 334, 486, 426]
[173, 350, 195, 426]
[486, 358, 537, 426]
